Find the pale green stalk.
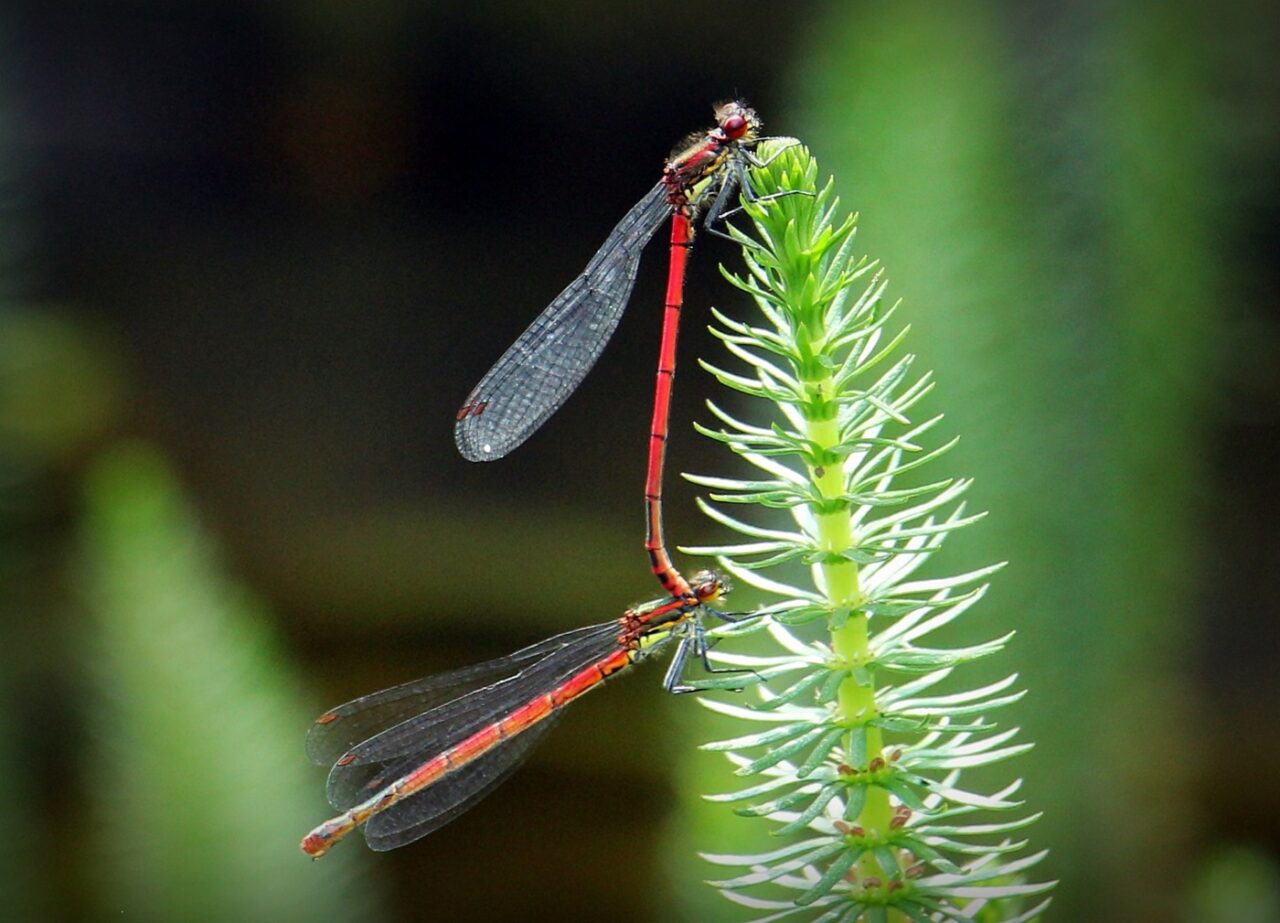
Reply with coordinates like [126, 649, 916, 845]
[684, 142, 1052, 921]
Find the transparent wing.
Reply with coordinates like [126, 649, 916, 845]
[306, 622, 609, 767]
[363, 714, 562, 850]
[319, 623, 623, 810]
[455, 181, 671, 461]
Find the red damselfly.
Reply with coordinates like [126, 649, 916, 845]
[301, 571, 728, 857]
[455, 101, 767, 603]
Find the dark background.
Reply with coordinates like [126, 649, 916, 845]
[2, 2, 1278, 922]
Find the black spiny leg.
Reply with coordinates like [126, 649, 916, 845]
[664, 621, 764, 694]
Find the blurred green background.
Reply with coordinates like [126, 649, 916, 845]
[2, 2, 1278, 921]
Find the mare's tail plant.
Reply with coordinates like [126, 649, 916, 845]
[685, 142, 1055, 921]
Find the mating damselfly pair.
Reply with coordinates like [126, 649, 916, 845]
[303, 101, 790, 857]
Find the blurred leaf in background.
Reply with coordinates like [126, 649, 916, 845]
[78, 444, 381, 923]
[0, 309, 119, 922]
[1, 19, 48, 917]
[1187, 845, 1280, 923]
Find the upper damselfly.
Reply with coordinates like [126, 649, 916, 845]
[455, 101, 767, 602]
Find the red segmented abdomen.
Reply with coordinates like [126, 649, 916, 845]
[643, 208, 696, 602]
[384, 649, 638, 806]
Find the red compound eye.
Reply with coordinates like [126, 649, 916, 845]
[721, 114, 748, 139]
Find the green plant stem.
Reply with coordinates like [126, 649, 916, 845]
[806, 394, 894, 890]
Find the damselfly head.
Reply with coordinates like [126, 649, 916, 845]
[713, 100, 761, 143]
[691, 569, 732, 603]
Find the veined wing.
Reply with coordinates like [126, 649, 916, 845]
[455, 181, 671, 461]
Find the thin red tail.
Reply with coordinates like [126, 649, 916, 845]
[645, 210, 695, 600]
